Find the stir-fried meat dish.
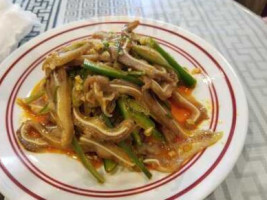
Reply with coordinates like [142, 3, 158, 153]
[16, 21, 222, 183]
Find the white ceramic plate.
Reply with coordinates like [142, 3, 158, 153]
[0, 16, 248, 200]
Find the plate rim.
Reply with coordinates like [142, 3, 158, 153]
[0, 16, 248, 200]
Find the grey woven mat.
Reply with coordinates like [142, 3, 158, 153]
[2, 0, 267, 199]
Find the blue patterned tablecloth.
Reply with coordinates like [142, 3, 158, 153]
[2, 0, 267, 199]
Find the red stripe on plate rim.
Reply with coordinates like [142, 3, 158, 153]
[0, 21, 235, 199]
